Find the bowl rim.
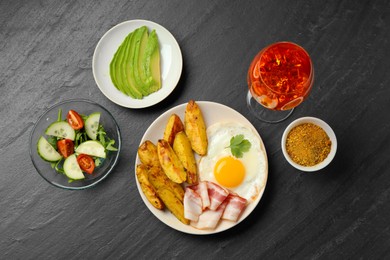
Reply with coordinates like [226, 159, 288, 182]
[29, 99, 121, 190]
[281, 116, 337, 172]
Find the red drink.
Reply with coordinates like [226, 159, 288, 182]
[248, 42, 313, 111]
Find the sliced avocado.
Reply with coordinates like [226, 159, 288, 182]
[109, 26, 161, 99]
[121, 33, 143, 99]
[115, 34, 134, 97]
[110, 37, 126, 92]
[128, 27, 149, 96]
[149, 31, 161, 92]
[142, 29, 161, 93]
[133, 26, 152, 95]
[109, 47, 118, 89]
[137, 27, 150, 87]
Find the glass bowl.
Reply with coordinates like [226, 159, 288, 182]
[30, 99, 121, 189]
[281, 117, 337, 172]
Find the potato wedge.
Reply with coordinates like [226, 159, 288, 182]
[173, 131, 198, 184]
[156, 187, 189, 225]
[157, 139, 187, 184]
[136, 164, 164, 210]
[163, 114, 184, 146]
[184, 100, 208, 156]
[138, 140, 160, 167]
[148, 166, 185, 202]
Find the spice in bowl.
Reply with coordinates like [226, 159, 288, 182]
[285, 123, 331, 167]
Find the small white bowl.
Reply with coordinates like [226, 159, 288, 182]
[281, 117, 337, 172]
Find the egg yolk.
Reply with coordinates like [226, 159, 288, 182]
[214, 156, 245, 188]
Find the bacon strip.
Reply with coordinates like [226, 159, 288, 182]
[191, 200, 228, 230]
[184, 188, 203, 222]
[207, 181, 229, 210]
[221, 194, 247, 222]
[190, 181, 210, 210]
[184, 181, 248, 230]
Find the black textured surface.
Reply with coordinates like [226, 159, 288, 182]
[1, 0, 390, 259]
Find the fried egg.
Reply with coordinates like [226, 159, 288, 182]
[198, 122, 267, 203]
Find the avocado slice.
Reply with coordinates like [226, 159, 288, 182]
[137, 27, 150, 87]
[121, 32, 143, 99]
[133, 26, 153, 95]
[118, 33, 133, 97]
[128, 27, 150, 96]
[115, 34, 136, 97]
[109, 45, 118, 90]
[110, 36, 127, 93]
[142, 29, 161, 93]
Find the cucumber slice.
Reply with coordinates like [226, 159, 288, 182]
[45, 121, 75, 141]
[75, 140, 106, 158]
[63, 154, 85, 180]
[85, 112, 101, 140]
[37, 136, 62, 162]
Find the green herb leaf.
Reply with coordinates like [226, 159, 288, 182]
[57, 108, 62, 122]
[97, 125, 107, 146]
[95, 157, 103, 167]
[80, 114, 88, 122]
[51, 158, 65, 174]
[226, 134, 252, 158]
[74, 131, 88, 148]
[105, 139, 118, 151]
[90, 124, 119, 153]
[75, 132, 81, 147]
[47, 136, 57, 148]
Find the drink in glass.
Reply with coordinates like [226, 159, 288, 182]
[247, 42, 314, 122]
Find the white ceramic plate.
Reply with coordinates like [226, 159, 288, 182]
[92, 20, 183, 108]
[135, 101, 268, 234]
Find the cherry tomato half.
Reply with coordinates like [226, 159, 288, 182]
[57, 139, 74, 158]
[77, 154, 95, 174]
[67, 110, 84, 130]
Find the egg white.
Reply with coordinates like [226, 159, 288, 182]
[198, 122, 267, 203]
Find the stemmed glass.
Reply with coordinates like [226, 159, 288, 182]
[247, 42, 314, 123]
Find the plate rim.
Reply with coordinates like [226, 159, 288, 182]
[135, 101, 268, 235]
[92, 19, 183, 109]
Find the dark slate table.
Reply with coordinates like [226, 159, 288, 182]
[1, 0, 389, 259]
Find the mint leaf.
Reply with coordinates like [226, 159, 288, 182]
[226, 135, 252, 158]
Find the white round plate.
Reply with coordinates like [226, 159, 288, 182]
[92, 20, 183, 108]
[135, 101, 268, 234]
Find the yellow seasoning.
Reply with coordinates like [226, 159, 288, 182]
[286, 123, 331, 166]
